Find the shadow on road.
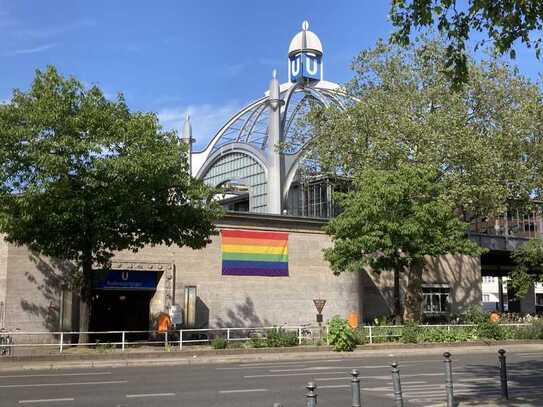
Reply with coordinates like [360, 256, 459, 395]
[456, 357, 543, 406]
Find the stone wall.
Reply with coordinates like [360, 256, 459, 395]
[0, 236, 8, 328]
[116, 215, 362, 328]
[362, 254, 482, 322]
[0, 213, 485, 333]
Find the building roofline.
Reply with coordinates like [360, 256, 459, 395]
[218, 211, 327, 233]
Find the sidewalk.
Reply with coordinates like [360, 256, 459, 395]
[1, 341, 542, 372]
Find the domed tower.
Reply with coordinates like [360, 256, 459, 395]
[191, 21, 350, 216]
[288, 20, 324, 83]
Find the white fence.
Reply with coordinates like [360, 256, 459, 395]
[361, 323, 532, 344]
[0, 323, 534, 355]
[0, 325, 314, 354]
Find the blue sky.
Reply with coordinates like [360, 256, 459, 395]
[1, 1, 541, 150]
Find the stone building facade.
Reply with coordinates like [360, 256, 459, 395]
[0, 213, 481, 335]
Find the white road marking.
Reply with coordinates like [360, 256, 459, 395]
[19, 398, 74, 404]
[0, 380, 127, 388]
[318, 384, 350, 389]
[245, 371, 346, 378]
[386, 381, 428, 385]
[315, 372, 455, 382]
[126, 393, 175, 398]
[239, 359, 342, 366]
[458, 377, 499, 382]
[269, 365, 392, 373]
[219, 388, 269, 394]
[217, 364, 307, 370]
[0, 372, 112, 379]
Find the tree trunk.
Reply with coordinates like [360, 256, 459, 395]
[393, 268, 403, 325]
[404, 262, 424, 323]
[78, 254, 93, 345]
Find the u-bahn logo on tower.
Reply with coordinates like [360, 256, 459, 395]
[290, 52, 322, 82]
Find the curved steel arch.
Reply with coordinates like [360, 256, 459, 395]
[196, 142, 269, 182]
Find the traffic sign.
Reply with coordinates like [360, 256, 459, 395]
[313, 299, 326, 314]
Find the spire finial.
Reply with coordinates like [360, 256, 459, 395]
[302, 20, 309, 31]
[272, 69, 277, 79]
[184, 111, 190, 122]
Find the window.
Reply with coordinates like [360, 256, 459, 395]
[423, 285, 450, 314]
[483, 276, 495, 283]
[536, 293, 543, 306]
[483, 294, 490, 302]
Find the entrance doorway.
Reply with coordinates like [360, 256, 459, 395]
[90, 290, 154, 342]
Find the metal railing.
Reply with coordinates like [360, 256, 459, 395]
[0, 325, 317, 354]
[362, 323, 531, 344]
[0, 322, 535, 356]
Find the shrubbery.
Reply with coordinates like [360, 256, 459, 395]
[211, 336, 227, 349]
[327, 315, 357, 351]
[265, 327, 298, 347]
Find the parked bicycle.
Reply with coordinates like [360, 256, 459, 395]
[0, 328, 14, 356]
[300, 323, 314, 340]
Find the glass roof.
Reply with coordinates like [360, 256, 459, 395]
[209, 86, 348, 156]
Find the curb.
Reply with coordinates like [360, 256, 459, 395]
[1, 341, 542, 372]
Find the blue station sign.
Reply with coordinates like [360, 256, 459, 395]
[289, 52, 322, 82]
[94, 270, 157, 290]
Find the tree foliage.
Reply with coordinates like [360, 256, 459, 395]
[390, 0, 543, 85]
[308, 38, 543, 321]
[324, 164, 482, 321]
[510, 238, 543, 298]
[310, 39, 543, 220]
[0, 66, 221, 332]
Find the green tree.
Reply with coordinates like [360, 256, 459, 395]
[510, 237, 543, 298]
[307, 38, 543, 321]
[324, 164, 482, 322]
[0, 66, 221, 339]
[390, 0, 543, 85]
[309, 38, 543, 221]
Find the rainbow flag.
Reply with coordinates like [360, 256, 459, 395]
[221, 229, 289, 276]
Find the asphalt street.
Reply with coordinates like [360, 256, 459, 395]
[1, 347, 542, 407]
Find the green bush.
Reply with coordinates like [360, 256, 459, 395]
[265, 327, 298, 347]
[510, 320, 543, 340]
[476, 321, 505, 340]
[401, 323, 420, 343]
[327, 316, 357, 351]
[353, 328, 368, 345]
[249, 337, 268, 348]
[415, 326, 475, 343]
[211, 336, 227, 349]
[365, 325, 402, 343]
[464, 305, 488, 324]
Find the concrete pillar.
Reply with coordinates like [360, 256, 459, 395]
[266, 70, 284, 214]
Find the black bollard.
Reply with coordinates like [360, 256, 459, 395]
[391, 362, 404, 407]
[306, 381, 317, 407]
[443, 352, 454, 407]
[498, 349, 509, 400]
[351, 369, 361, 407]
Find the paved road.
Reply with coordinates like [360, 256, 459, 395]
[1, 347, 542, 406]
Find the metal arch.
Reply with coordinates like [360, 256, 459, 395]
[318, 89, 346, 109]
[280, 82, 304, 134]
[195, 142, 269, 182]
[242, 104, 270, 146]
[283, 93, 323, 142]
[193, 96, 268, 155]
[237, 103, 267, 143]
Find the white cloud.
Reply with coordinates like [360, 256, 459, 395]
[12, 42, 57, 55]
[157, 101, 243, 150]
